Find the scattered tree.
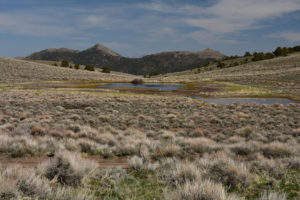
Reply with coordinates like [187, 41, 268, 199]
[204, 62, 210, 67]
[74, 64, 80, 70]
[232, 62, 239, 66]
[292, 45, 300, 52]
[61, 60, 69, 67]
[244, 51, 252, 57]
[282, 47, 289, 56]
[149, 71, 160, 77]
[217, 62, 226, 69]
[84, 64, 95, 71]
[102, 66, 111, 73]
[273, 47, 288, 57]
[265, 52, 275, 59]
[252, 52, 265, 61]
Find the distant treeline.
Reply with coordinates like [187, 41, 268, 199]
[214, 45, 300, 69]
[52, 60, 111, 73]
[224, 45, 300, 62]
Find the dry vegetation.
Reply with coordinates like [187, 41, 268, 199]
[159, 53, 300, 83]
[153, 53, 300, 99]
[0, 53, 299, 199]
[0, 57, 137, 83]
[0, 91, 299, 199]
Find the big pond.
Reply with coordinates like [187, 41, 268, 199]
[100, 83, 296, 105]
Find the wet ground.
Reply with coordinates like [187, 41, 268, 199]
[191, 96, 294, 105]
[5, 81, 299, 104]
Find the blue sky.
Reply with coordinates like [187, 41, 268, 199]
[1, 0, 300, 58]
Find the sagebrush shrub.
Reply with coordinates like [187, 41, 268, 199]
[39, 151, 97, 187]
[166, 180, 238, 200]
[196, 155, 251, 189]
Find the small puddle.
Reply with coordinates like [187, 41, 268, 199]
[191, 96, 294, 105]
[99, 83, 183, 91]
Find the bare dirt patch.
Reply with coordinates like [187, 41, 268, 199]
[0, 154, 129, 169]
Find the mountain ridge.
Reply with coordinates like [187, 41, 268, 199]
[24, 44, 225, 75]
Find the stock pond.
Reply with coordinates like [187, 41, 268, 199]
[100, 83, 183, 91]
[99, 83, 296, 105]
[191, 96, 294, 105]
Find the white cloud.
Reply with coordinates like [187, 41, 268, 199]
[78, 15, 121, 29]
[0, 13, 77, 37]
[1, 0, 300, 46]
[186, 0, 300, 34]
[137, 0, 300, 44]
[268, 31, 300, 42]
[188, 31, 237, 45]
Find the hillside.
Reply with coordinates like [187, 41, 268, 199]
[160, 52, 300, 82]
[24, 44, 225, 75]
[0, 57, 137, 82]
[152, 53, 300, 99]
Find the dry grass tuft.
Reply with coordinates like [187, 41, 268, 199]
[166, 180, 238, 200]
[17, 173, 51, 199]
[261, 142, 295, 158]
[197, 154, 251, 189]
[39, 151, 97, 186]
[258, 191, 287, 200]
[163, 161, 201, 186]
[181, 137, 219, 153]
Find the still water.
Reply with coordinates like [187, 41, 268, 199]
[191, 96, 294, 105]
[100, 83, 183, 91]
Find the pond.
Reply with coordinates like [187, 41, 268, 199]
[98, 83, 296, 105]
[99, 83, 183, 91]
[191, 96, 294, 105]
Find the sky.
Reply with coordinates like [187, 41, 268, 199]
[0, 0, 300, 58]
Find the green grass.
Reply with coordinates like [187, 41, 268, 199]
[245, 170, 300, 199]
[89, 170, 164, 200]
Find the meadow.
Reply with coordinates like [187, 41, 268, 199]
[0, 90, 299, 199]
[0, 54, 299, 199]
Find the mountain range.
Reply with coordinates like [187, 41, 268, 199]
[24, 44, 225, 75]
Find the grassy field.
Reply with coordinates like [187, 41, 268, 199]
[0, 57, 138, 83]
[0, 56, 299, 200]
[0, 91, 299, 199]
[151, 53, 300, 100]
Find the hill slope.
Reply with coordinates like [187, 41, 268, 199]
[161, 53, 300, 82]
[0, 57, 137, 82]
[24, 44, 225, 75]
[153, 53, 300, 98]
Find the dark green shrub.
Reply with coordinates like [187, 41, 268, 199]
[252, 52, 265, 61]
[44, 156, 81, 186]
[265, 52, 275, 59]
[232, 62, 239, 66]
[74, 64, 80, 70]
[102, 66, 110, 73]
[217, 62, 226, 68]
[282, 47, 289, 56]
[274, 46, 289, 57]
[147, 71, 160, 77]
[84, 64, 95, 71]
[292, 45, 300, 52]
[61, 60, 69, 67]
[52, 63, 58, 66]
[244, 51, 252, 57]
